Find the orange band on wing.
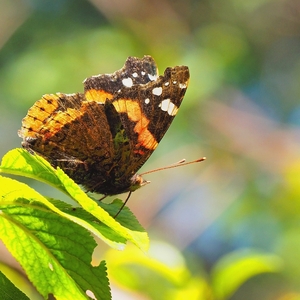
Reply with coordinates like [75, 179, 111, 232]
[42, 107, 84, 139]
[21, 94, 61, 138]
[85, 89, 113, 103]
[113, 99, 158, 150]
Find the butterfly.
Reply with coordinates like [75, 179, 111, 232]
[19, 56, 195, 214]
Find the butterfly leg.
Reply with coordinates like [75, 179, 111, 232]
[99, 195, 107, 201]
[113, 191, 132, 218]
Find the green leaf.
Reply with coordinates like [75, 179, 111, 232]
[55, 167, 149, 251]
[0, 176, 111, 300]
[105, 241, 212, 300]
[0, 168, 124, 250]
[211, 249, 283, 300]
[48, 198, 129, 248]
[0, 260, 42, 300]
[0, 148, 67, 193]
[0, 149, 149, 251]
[0, 270, 30, 300]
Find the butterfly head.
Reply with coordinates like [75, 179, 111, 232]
[129, 173, 150, 192]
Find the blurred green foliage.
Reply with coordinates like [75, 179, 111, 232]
[1, 0, 300, 299]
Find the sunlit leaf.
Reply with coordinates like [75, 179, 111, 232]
[55, 167, 149, 251]
[0, 261, 41, 300]
[0, 148, 66, 193]
[211, 249, 283, 300]
[0, 176, 111, 299]
[0, 271, 29, 300]
[0, 149, 149, 251]
[106, 242, 211, 300]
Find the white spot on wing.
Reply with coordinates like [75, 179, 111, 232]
[179, 83, 187, 89]
[141, 71, 146, 75]
[152, 87, 163, 96]
[164, 82, 170, 86]
[148, 73, 158, 81]
[132, 72, 138, 78]
[159, 99, 178, 116]
[122, 77, 133, 87]
[145, 98, 150, 104]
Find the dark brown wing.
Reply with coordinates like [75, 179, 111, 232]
[84, 56, 189, 178]
[110, 65, 190, 175]
[83, 55, 158, 101]
[19, 93, 115, 189]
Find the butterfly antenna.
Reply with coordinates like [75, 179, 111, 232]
[114, 157, 206, 217]
[140, 157, 206, 176]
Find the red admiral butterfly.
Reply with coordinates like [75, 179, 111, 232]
[19, 56, 203, 214]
